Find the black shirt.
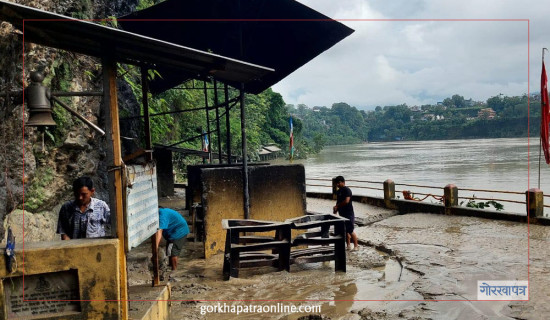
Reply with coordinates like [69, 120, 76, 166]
[336, 186, 354, 217]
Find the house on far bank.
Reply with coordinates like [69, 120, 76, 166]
[477, 108, 496, 120]
[259, 144, 283, 161]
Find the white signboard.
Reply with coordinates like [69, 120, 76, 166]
[126, 163, 159, 251]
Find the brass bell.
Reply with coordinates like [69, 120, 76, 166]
[26, 71, 56, 127]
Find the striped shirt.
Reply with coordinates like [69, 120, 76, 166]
[57, 198, 110, 239]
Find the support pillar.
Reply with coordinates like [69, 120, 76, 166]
[444, 184, 458, 215]
[225, 84, 231, 164]
[214, 80, 222, 163]
[383, 179, 395, 209]
[102, 58, 128, 319]
[203, 81, 212, 163]
[141, 67, 153, 162]
[526, 188, 544, 218]
[240, 84, 249, 219]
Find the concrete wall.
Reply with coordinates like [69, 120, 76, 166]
[186, 163, 269, 210]
[201, 164, 306, 258]
[0, 239, 120, 319]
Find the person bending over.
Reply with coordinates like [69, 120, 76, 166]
[155, 207, 190, 271]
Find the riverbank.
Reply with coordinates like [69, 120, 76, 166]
[127, 198, 548, 319]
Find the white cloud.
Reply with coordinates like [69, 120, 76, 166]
[273, 0, 541, 110]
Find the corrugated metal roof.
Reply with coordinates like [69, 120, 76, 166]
[0, 1, 273, 86]
[263, 145, 281, 152]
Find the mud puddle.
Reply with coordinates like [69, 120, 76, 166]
[128, 238, 421, 319]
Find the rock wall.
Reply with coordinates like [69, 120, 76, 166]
[0, 0, 140, 242]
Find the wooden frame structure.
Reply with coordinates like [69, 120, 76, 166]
[286, 213, 348, 272]
[222, 214, 348, 280]
[222, 219, 291, 280]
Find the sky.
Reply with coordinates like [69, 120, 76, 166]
[272, 0, 546, 111]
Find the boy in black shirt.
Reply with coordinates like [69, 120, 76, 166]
[333, 176, 359, 250]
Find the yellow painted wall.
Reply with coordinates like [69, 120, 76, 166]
[0, 239, 120, 319]
[202, 165, 306, 259]
[202, 168, 245, 259]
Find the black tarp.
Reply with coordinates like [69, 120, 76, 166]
[119, 0, 354, 94]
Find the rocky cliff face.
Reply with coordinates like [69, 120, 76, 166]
[0, 0, 140, 243]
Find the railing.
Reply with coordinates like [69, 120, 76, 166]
[305, 177, 547, 218]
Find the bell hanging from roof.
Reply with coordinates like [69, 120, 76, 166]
[26, 71, 56, 127]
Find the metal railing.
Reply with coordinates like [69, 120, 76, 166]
[305, 177, 539, 215]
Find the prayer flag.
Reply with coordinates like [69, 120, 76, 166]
[542, 61, 550, 164]
[203, 130, 209, 152]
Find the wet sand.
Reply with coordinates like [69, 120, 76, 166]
[128, 198, 549, 319]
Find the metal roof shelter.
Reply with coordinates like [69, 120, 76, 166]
[0, 1, 274, 85]
[118, 0, 354, 94]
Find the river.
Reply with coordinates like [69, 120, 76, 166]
[273, 137, 550, 215]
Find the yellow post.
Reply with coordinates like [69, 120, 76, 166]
[526, 188, 544, 218]
[103, 58, 128, 319]
[383, 179, 395, 209]
[444, 184, 458, 215]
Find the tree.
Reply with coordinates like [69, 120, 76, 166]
[451, 94, 465, 108]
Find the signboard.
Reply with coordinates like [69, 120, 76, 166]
[126, 163, 159, 251]
[4, 271, 80, 319]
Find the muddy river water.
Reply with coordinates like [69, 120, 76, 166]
[127, 198, 549, 319]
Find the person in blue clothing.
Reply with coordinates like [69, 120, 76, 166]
[155, 207, 190, 271]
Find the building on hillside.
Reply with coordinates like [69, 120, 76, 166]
[259, 144, 282, 161]
[477, 108, 496, 120]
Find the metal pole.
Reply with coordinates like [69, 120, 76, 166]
[102, 58, 128, 319]
[225, 84, 232, 164]
[214, 80, 223, 163]
[239, 84, 250, 219]
[540, 48, 547, 189]
[51, 91, 103, 96]
[51, 96, 105, 136]
[141, 67, 158, 286]
[203, 81, 212, 163]
[141, 67, 153, 162]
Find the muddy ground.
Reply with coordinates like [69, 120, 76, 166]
[127, 198, 549, 320]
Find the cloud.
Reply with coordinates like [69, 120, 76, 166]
[273, 0, 540, 110]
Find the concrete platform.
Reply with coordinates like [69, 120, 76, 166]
[128, 284, 171, 320]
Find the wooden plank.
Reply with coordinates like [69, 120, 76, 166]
[151, 233, 159, 286]
[231, 240, 289, 252]
[239, 236, 277, 244]
[290, 246, 334, 258]
[292, 254, 335, 264]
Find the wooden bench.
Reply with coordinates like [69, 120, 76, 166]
[286, 213, 348, 272]
[222, 219, 291, 280]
